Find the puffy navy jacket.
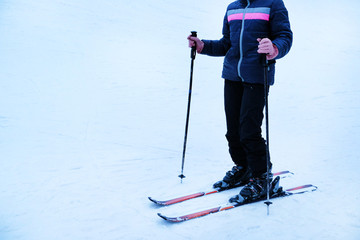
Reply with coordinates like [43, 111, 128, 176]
[201, 0, 292, 85]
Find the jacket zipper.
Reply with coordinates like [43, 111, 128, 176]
[237, 0, 250, 81]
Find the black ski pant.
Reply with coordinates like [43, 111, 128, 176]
[224, 79, 271, 177]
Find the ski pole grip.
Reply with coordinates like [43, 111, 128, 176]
[191, 31, 197, 59]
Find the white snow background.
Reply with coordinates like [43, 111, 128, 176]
[1, 0, 360, 239]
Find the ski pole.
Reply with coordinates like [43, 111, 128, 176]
[262, 53, 272, 215]
[179, 31, 197, 183]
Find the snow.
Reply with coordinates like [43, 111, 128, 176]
[0, 0, 360, 239]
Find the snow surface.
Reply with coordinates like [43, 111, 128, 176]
[0, 0, 360, 239]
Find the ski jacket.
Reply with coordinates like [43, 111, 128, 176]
[201, 0, 292, 85]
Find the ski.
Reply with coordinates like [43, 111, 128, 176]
[157, 184, 317, 222]
[149, 170, 293, 206]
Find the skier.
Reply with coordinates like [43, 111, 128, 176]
[187, 0, 292, 202]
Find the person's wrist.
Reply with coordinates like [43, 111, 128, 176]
[197, 41, 204, 53]
[267, 44, 278, 60]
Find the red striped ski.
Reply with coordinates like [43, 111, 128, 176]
[148, 170, 293, 206]
[158, 184, 317, 222]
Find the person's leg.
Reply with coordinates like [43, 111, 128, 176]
[213, 80, 251, 190]
[227, 83, 273, 201]
[239, 83, 271, 177]
[224, 79, 247, 168]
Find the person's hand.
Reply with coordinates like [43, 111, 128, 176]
[187, 35, 204, 53]
[257, 38, 278, 60]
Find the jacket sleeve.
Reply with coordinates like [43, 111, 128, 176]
[200, 13, 231, 57]
[270, 0, 293, 60]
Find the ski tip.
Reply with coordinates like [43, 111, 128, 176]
[157, 213, 184, 223]
[157, 213, 167, 220]
[309, 184, 318, 191]
[148, 197, 166, 205]
[148, 197, 162, 205]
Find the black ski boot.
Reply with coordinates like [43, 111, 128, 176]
[213, 166, 251, 190]
[229, 173, 282, 204]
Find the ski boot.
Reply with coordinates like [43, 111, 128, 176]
[213, 165, 251, 190]
[229, 173, 282, 204]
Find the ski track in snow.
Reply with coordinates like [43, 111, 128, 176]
[0, 0, 360, 239]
